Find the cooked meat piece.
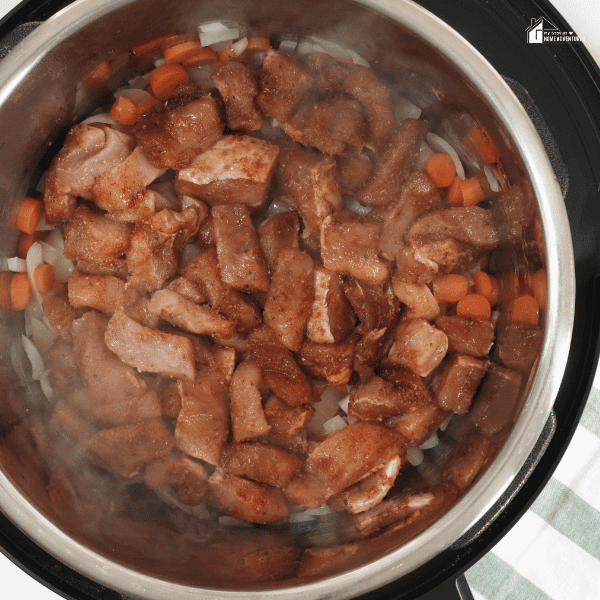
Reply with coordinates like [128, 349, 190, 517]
[342, 277, 400, 333]
[187, 336, 236, 385]
[159, 378, 181, 419]
[76, 257, 128, 280]
[384, 403, 447, 447]
[148, 289, 236, 339]
[306, 265, 355, 344]
[329, 455, 402, 514]
[208, 471, 289, 524]
[442, 431, 493, 490]
[297, 336, 356, 386]
[495, 323, 543, 374]
[336, 151, 373, 195]
[182, 248, 262, 333]
[305, 421, 406, 494]
[175, 369, 229, 465]
[343, 67, 396, 152]
[126, 225, 178, 292]
[143, 453, 209, 506]
[321, 210, 389, 286]
[264, 247, 314, 352]
[432, 354, 490, 414]
[211, 204, 269, 293]
[87, 419, 175, 479]
[46, 338, 79, 395]
[105, 309, 196, 380]
[470, 362, 522, 437]
[354, 327, 389, 377]
[297, 543, 360, 579]
[262, 394, 314, 453]
[490, 184, 536, 245]
[102, 189, 156, 224]
[51, 400, 97, 442]
[195, 214, 215, 249]
[257, 210, 300, 274]
[388, 318, 448, 377]
[211, 61, 263, 131]
[248, 325, 321, 406]
[435, 315, 495, 357]
[283, 472, 334, 509]
[276, 144, 342, 235]
[349, 368, 433, 421]
[63, 205, 133, 263]
[307, 52, 354, 94]
[91, 145, 166, 212]
[119, 287, 160, 329]
[134, 85, 223, 169]
[378, 170, 442, 261]
[229, 360, 271, 443]
[44, 124, 135, 225]
[175, 135, 279, 208]
[166, 276, 208, 305]
[256, 49, 313, 123]
[42, 283, 85, 340]
[150, 205, 203, 248]
[221, 442, 303, 489]
[356, 118, 428, 208]
[67, 270, 125, 316]
[391, 277, 440, 321]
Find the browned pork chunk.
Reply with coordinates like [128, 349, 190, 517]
[42, 284, 85, 340]
[63, 205, 133, 263]
[297, 336, 356, 386]
[262, 395, 314, 454]
[435, 315, 495, 357]
[67, 271, 126, 316]
[87, 419, 175, 479]
[305, 421, 406, 494]
[76, 257, 128, 279]
[257, 210, 301, 274]
[342, 277, 400, 333]
[208, 471, 290, 524]
[229, 360, 271, 443]
[134, 85, 223, 169]
[336, 150, 373, 195]
[150, 205, 204, 247]
[283, 472, 334, 509]
[495, 323, 543, 374]
[442, 432, 493, 491]
[44, 124, 135, 225]
[166, 276, 208, 305]
[307, 52, 354, 94]
[391, 277, 440, 321]
[248, 325, 321, 406]
[264, 247, 314, 352]
[175, 370, 229, 465]
[385, 403, 448, 447]
[256, 49, 313, 123]
[105, 309, 196, 381]
[211, 204, 269, 293]
[176, 135, 279, 208]
[321, 210, 389, 285]
[211, 61, 263, 131]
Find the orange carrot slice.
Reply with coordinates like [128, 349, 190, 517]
[136, 96, 163, 118]
[529, 268, 547, 311]
[34, 264, 56, 294]
[433, 274, 469, 303]
[181, 46, 220, 67]
[461, 176, 486, 206]
[473, 271, 499, 307]
[10, 273, 32, 311]
[456, 293, 491, 320]
[148, 63, 190, 100]
[446, 177, 463, 206]
[110, 96, 138, 126]
[423, 153, 456, 188]
[16, 197, 43, 234]
[164, 40, 204, 63]
[509, 294, 539, 325]
[17, 232, 42, 259]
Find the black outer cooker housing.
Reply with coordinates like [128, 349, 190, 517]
[1, 0, 600, 599]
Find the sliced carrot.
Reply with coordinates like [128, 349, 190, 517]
[131, 32, 177, 58]
[148, 63, 190, 100]
[84, 59, 113, 89]
[10, 273, 32, 311]
[218, 41, 249, 63]
[456, 293, 491, 320]
[509, 294, 539, 325]
[446, 177, 463, 206]
[0, 272, 12, 311]
[461, 176, 485, 206]
[159, 33, 200, 53]
[110, 96, 139, 126]
[17, 232, 42, 259]
[529, 268, 547, 311]
[16, 197, 43, 234]
[181, 46, 220, 67]
[473, 271, 499, 307]
[466, 123, 499, 164]
[246, 37, 271, 52]
[432, 274, 469, 303]
[136, 96, 163, 118]
[34, 264, 56, 294]
[164, 40, 204, 63]
[423, 153, 456, 188]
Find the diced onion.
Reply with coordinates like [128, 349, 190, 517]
[231, 37, 248, 56]
[415, 142, 434, 170]
[128, 74, 149, 90]
[393, 91, 422, 122]
[154, 57, 167, 67]
[323, 415, 348, 435]
[186, 64, 215, 89]
[484, 164, 504, 192]
[22, 335, 45, 381]
[296, 39, 324, 57]
[426, 132, 465, 180]
[80, 112, 120, 127]
[38, 241, 60, 266]
[52, 255, 75, 284]
[26, 242, 44, 303]
[439, 412, 453, 432]
[307, 36, 349, 61]
[39, 374, 54, 402]
[7, 257, 27, 272]
[342, 195, 372, 216]
[44, 228, 65, 252]
[198, 21, 240, 47]
[345, 48, 369, 67]
[338, 393, 350, 414]
[10, 338, 28, 385]
[29, 317, 57, 357]
[34, 212, 56, 231]
[406, 446, 424, 467]
[419, 431, 439, 450]
[278, 39, 297, 54]
[307, 385, 345, 434]
[288, 504, 333, 522]
[114, 88, 152, 103]
[264, 199, 292, 217]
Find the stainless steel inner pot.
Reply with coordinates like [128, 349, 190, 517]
[0, 0, 575, 598]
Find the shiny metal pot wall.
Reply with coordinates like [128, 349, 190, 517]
[0, 0, 575, 598]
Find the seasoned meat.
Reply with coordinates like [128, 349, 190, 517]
[211, 203, 269, 293]
[342, 277, 400, 333]
[262, 394, 314, 453]
[176, 135, 279, 208]
[46, 339, 79, 395]
[76, 257, 128, 280]
[186, 336, 237, 385]
[297, 335, 356, 386]
[490, 184, 536, 244]
[442, 431, 493, 490]
[211, 61, 263, 131]
[283, 472, 334, 509]
[229, 360, 271, 443]
[435, 315, 495, 357]
[150, 205, 204, 247]
[63, 205, 133, 263]
[306, 265, 355, 344]
[166, 276, 208, 305]
[44, 124, 135, 225]
[307, 52, 354, 94]
[495, 323, 543, 374]
[42, 283, 85, 340]
[321, 210, 389, 286]
[385, 403, 447, 447]
[208, 471, 289, 524]
[354, 327, 389, 378]
[51, 400, 97, 442]
[264, 247, 314, 352]
[67, 270, 126, 316]
[256, 49, 313, 123]
[175, 369, 229, 465]
[336, 151, 373, 195]
[105, 309, 196, 380]
[388, 318, 448, 377]
[391, 277, 440, 321]
[248, 325, 321, 406]
[134, 86, 223, 169]
[257, 210, 300, 274]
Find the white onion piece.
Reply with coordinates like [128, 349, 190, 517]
[52, 255, 76, 284]
[38, 241, 60, 266]
[128, 74, 149, 90]
[346, 48, 369, 67]
[10, 338, 29, 385]
[295, 39, 324, 57]
[323, 415, 348, 436]
[419, 431, 439, 450]
[80, 112, 120, 127]
[199, 21, 240, 47]
[44, 228, 65, 252]
[231, 37, 248, 56]
[439, 412, 453, 432]
[39, 375, 54, 402]
[29, 317, 56, 357]
[34, 212, 56, 232]
[342, 195, 372, 216]
[181, 243, 201, 267]
[278, 39, 297, 54]
[426, 132, 465, 180]
[154, 57, 167, 67]
[308, 37, 349, 61]
[264, 199, 292, 217]
[186, 64, 215, 89]
[415, 142, 434, 170]
[6, 257, 27, 272]
[393, 92, 422, 122]
[484, 164, 504, 192]
[406, 446, 424, 467]
[288, 504, 333, 522]
[338, 393, 350, 414]
[21, 335, 45, 380]
[114, 87, 152, 103]
[307, 386, 345, 433]
[26, 242, 44, 304]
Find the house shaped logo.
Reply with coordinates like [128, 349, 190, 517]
[526, 17, 558, 43]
